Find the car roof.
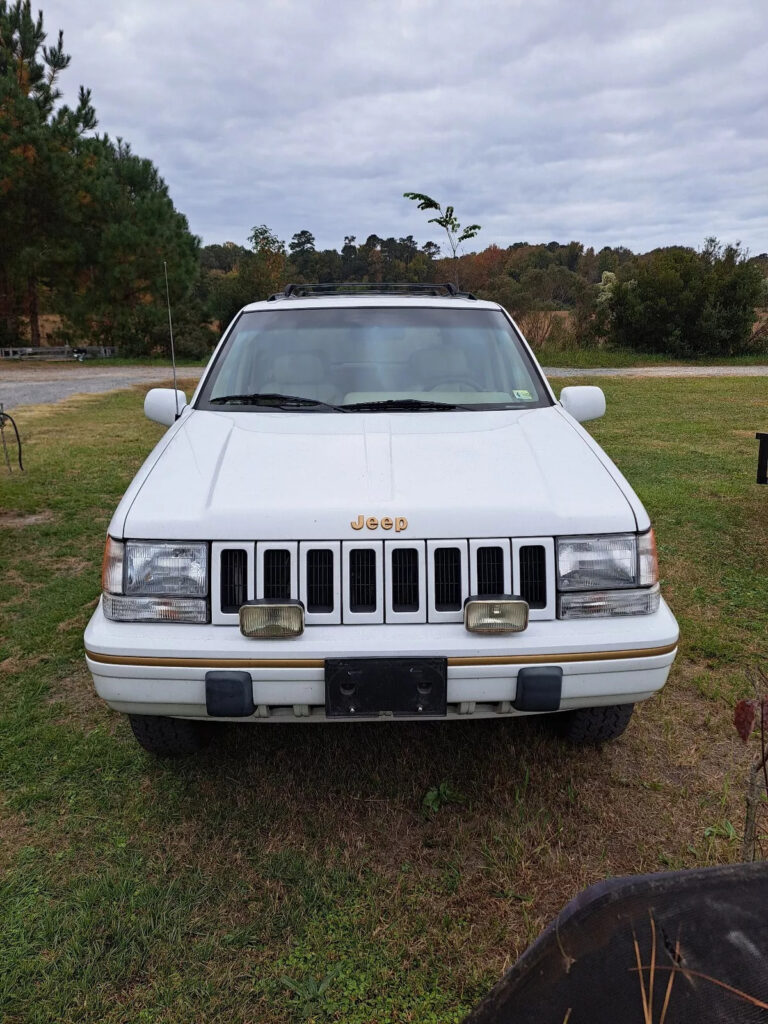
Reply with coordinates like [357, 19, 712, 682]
[241, 295, 501, 312]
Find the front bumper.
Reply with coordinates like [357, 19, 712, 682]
[84, 598, 679, 722]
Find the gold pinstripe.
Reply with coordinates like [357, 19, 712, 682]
[85, 641, 677, 670]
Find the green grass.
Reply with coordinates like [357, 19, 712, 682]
[535, 345, 768, 368]
[86, 356, 209, 367]
[1, 379, 766, 1022]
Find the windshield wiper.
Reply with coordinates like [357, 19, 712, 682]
[341, 398, 469, 412]
[209, 392, 347, 412]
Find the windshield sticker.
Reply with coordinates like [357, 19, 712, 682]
[513, 389, 534, 401]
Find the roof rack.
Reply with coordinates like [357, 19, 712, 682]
[267, 282, 477, 301]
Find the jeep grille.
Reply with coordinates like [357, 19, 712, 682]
[220, 548, 247, 614]
[213, 538, 555, 625]
[263, 549, 291, 600]
[306, 549, 334, 614]
[391, 547, 420, 613]
[519, 544, 547, 609]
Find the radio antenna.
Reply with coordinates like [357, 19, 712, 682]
[163, 261, 180, 420]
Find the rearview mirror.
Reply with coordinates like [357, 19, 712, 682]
[559, 386, 606, 423]
[144, 388, 187, 426]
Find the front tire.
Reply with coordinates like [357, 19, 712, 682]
[128, 714, 213, 757]
[556, 703, 635, 745]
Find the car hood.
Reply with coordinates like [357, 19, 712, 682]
[118, 407, 641, 540]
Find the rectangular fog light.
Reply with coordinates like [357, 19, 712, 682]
[239, 600, 304, 639]
[464, 597, 529, 634]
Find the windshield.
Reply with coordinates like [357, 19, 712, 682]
[196, 306, 551, 412]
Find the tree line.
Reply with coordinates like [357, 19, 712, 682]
[2, 2, 766, 360]
[201, 230, 767, 359]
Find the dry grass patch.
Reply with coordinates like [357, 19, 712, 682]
[50, 556, 91, 575]
[0, 653, 46, 674]
[45, 666, 104, 724]
[0, 510, 55, 528]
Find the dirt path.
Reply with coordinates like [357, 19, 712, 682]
[2, 361, 768, 410]
[0, 365, 204, 410]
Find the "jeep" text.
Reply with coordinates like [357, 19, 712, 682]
[350, 515, 408, 532]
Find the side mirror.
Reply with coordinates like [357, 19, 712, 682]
[560, 385, 606, 423]
[144, 388, 187, 426]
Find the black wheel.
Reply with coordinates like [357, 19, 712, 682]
[556, 703, 635, 745]
[128, 714, 213, 757]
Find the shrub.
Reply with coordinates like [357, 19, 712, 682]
[608, 239, 764, 358]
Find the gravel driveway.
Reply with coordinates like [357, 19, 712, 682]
[2, 362, 768, 411]
[0, 365, 204, 411]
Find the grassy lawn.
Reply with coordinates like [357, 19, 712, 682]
[1, 377, 767, 1022]
[534, 345, 768, 368]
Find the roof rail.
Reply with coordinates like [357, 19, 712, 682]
[267, 282, 477, 301]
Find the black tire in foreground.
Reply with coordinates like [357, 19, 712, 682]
[128, 714, 213, 756]
[556, 703, 635, 745]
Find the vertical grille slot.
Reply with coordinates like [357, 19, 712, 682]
[306, 549, 334, 613]
[434, 547, 462, 611]
[349, 548, 377, 612]
[263, 549, 291, 600]
[519, 544, 547, 608]
[476, 546, 504, 596]
[392, 548, 420, 612]
[220, 549, 247, 614]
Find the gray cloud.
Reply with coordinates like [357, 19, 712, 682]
[44, 0, 768, 253]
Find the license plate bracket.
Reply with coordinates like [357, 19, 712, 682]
[325, 657, 447, 718]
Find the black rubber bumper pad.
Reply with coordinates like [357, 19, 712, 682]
[205, 671, 255, 717]
[513, 666, 563, 712]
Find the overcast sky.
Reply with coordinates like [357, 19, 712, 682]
[44, 0, 767, 255]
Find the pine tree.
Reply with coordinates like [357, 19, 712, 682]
[0, 0, 96, 344]
[58, 137, 200, 354]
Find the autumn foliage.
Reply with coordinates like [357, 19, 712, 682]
[733, 686, 768, 862]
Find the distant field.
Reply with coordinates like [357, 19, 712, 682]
[0, 378, 765, 1022]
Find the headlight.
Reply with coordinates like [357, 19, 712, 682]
[556, 531, 659, 618]
[124, 541, 208, 596]
[557, 533, 637, 590]
[101, 537, 209, 623]
[557, 531, 658, 591]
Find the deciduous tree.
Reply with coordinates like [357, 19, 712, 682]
[403, 192, 481, 286]
[208, 224, 287, 327]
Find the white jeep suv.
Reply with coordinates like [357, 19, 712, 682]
[84, 283, 679, 756]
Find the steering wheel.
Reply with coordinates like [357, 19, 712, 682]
[428, 377, 484, 392]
